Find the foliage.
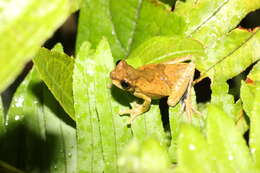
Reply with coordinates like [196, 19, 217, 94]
[0, 0, 80, 93]
[0, 0, 260, 172]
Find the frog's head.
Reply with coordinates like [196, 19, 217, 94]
[110, 60, 138, 92]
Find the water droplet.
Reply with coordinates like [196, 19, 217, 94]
[14, 115, 20, 121]
[112, 30, 116, 35]
[228, 155, 233, 161]
[188, 144, 196, 151]
[15, 96, 24, 107]
[5, 116, 9, 126]
[68, 153, 72, 157]
[251, 148, 256, 154]
[54, 165, 57, 169]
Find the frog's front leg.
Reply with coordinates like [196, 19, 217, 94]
[119, 92, 151, 124]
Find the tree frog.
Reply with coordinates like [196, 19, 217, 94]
[110, 56, 196, 124]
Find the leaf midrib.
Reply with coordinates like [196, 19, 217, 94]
[203, 29, 260, 76]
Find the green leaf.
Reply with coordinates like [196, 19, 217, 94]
[168, 89, 204, 163]
[200, 28, 260, 77]
[204, 29, 260, 118]
[241, 61, 260, 169]
[130, 104, 167, 146]
[233, 100, 248, 135]
[74, 39, 132, 173]
[126, 36, 205, 68]
[175, 105, 258, 172]
[74, 38, 169, 172]
[76, 0, 186, 61]
[52, 43, 65, 53]
[175, 0, 260, 46]
[177, 124, 216, 173]
[1, 68, 76, 173]
[0, 0, 80, 93]
[33, 47, 75, 119]
[118, 138, 171, 173]
[207, 105, 256, 172]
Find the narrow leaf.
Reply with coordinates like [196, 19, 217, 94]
[73, 42, 104, 173]
[73, 39, 132, 173]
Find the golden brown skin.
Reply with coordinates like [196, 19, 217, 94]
[110, 56, 195, 124]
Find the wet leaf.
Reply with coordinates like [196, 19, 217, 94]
[207, 105, 257, 172]
[175, 105, 258, 172]
[1, 68, 76, 173]
[200, 28, 260, 76]
[118, 138, 171, 173]
[175, 0, 260, 46]
[177, 124, 216, 173]
[203, 29, 260, 118]
[74, 39, 132, 173]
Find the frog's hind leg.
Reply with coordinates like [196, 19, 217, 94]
[181, 77, 201, 121]
[167, 64, 199, 120]
[167, 62, 195, 108]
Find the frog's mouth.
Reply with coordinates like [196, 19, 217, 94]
[111, 79, 135, 92]
[111, 80, 124, 90]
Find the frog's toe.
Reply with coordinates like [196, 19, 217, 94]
[127, 112, 141, 125]
[119, 109, 131, 116]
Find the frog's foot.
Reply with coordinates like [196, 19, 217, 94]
[119, 104, 145, 125]
[119, 92, 151, 125]
[182, 97, 201, 122]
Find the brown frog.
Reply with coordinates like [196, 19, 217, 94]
[110, 56, 196, 124]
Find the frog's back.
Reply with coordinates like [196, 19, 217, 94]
[134, 63, 194, 98]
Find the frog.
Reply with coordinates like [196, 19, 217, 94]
[110, 56, 196, 124]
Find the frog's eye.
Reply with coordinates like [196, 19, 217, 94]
[120, 80, 130, 89]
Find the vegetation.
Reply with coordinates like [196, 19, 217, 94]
[0, 0, 259, 172]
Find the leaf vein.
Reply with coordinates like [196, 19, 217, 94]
[105, 77, 119, 172]
[189, 0, 229, 35]
[205, 29, 259, 75]
[126, 0, 143, 55]
[108, 0, 127, 54]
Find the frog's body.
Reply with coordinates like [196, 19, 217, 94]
[110, 56, 195, 124]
